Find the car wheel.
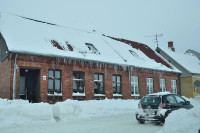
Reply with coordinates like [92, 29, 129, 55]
[136, 114, 145, 124]
[138, 119, 145, 124]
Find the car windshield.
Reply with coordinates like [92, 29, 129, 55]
[141, 96, 161, 106]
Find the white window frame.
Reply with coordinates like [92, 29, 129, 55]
[171, 80, 177, 94]
[131, 76, 139, 96]
[147, 78, 153, 94]
[160, 79, 166, 92]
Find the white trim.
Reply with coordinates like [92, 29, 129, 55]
[94, 94, 105, 97]
[72, 92, 85, 96]
[113, 94, 123, 97]
[131, 94, 140, 97]
[47, 92, 63, 96]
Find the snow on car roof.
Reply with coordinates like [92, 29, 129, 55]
[0, 13, 180, 72]
[149, 91, 171, 96]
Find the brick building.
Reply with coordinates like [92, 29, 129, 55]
[0, 13, 181, 103]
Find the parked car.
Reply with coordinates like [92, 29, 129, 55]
[136, 92, 193, 124]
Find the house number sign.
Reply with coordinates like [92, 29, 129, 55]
[43, 76, 46, 80]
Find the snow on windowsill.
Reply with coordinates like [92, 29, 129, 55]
[72, 92, 85, 96]
[131, 94, 140, 97]
[47, 92, 63, 96]
[113, 94, 123, 97]
[94, 94, 105, 97]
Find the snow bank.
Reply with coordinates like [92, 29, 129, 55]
[53, 99, 139, 120]
[0, 99, 53, 127]
[0, 98, 139, 128]
[157, 96, 200, 133]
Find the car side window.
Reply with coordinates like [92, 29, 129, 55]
[166, 95, 177, 104]
[174, 95, 185, 104]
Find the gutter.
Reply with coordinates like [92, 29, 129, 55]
[12, 53, 18, 99]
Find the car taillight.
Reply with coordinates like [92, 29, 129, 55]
[160, 104, 165, 108]
[138, 103, 141, 108]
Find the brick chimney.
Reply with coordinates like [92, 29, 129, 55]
[168, 41, 175, 52]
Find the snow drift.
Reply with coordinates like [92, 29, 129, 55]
[0, 98, 139, 128]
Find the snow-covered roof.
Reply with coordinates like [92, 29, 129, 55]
[0, 13, 179, 72]
[160, 48, 200, 74]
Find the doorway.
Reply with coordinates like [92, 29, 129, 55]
[19, 68, 40, 103]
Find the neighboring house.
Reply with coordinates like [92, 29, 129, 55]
[156, 42, 200, 98]
[0, 13, 180, 103]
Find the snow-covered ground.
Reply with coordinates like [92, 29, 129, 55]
[0, 97, 199, 133]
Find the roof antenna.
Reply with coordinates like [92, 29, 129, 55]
[145, 33, 163, 47]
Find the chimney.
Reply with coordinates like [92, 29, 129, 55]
[168, 41, 175, 52]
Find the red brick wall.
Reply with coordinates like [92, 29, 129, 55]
[8, 54, 180, 102]
[0, 56, 11, 99]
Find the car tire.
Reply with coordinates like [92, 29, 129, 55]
[138, 119, 145, 124]
[136, 114, 145, 124]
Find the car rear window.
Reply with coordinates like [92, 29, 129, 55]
[141, 96, 161, 106]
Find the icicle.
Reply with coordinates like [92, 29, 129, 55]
[99, 63, 102, 71]
[114, 65, 118, 72]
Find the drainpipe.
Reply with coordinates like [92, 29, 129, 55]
[13, 54, 18, 99]
[179, 75, 182, 96]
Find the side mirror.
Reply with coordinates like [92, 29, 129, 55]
[186, 101, 190, 105]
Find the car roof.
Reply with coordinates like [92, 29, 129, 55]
[148, 91, 171, 96]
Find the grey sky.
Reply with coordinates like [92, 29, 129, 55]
[0, 0, 200, 52]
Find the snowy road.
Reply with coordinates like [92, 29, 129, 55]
[0, 113, 161, 133]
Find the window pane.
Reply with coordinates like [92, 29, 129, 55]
[48, 79, 53, 90]
[73, 81, 77, 92]
[113, 83, 116, 93]
[117, 83, 121, 93]
[48, 70, 54, 78]
[135, 77, 138, 82]
[55, 79, 61, 92]
[79, 81, 84, 93]
[94, 74, 98, 80]
[112, 76, 116, 82]
[166, 95, 177, 104]
[117, 76, 121, 82]
[131, 85, 134, 94]
[131, 76, 134, 82]
[99, 74, 103, 81]
[135, 86, 139, 94]
[55, 71, 61, 79]
[100, 82, 104, 93]
[79, 72, 84, 80]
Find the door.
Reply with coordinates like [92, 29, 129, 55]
[19, 68, 40, 103]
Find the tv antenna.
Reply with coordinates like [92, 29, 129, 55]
[145, 33, 163, 47]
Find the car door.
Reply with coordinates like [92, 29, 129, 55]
[165, 94, 181, 111]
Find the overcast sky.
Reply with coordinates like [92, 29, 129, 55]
[0, 0, 200, 52]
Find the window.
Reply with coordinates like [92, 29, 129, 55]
[113, 75, 121, 94]
[174, 95, 185, 104]
[85, 43, 99, 54]
[129, 50, 139, 58]
[48, 70, 61, 94]
[73, 71, 85, 93]
[147, 78, 153, 94]
[171, 80, 177, 94]
[94, 73, 104, 94]
[160, 79, 166, 92]
[66, 41, 73, 51]
[131, 76, 139, 95]
[166, 95, 177, 104]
